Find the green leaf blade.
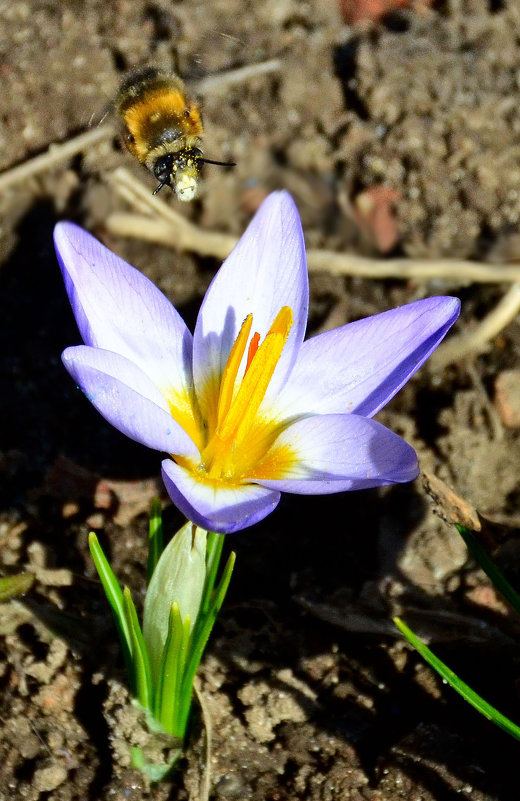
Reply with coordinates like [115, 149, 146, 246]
[123, 587, 153, 711]
[88, 533, 133, 675]
[177, 551, 236, 733]
[0, 573, 35, 602]
[156, 601, 184, 730]
[394, 616, 520, 741]
[456, 524, 520, 616]
[202, 531, 225, 615]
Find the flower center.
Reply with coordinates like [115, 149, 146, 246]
[186, 307, 293, 483]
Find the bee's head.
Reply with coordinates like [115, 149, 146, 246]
[152, 148, 235, 200]
[152, 153, 174, 192]
[153, 149, 202, 201]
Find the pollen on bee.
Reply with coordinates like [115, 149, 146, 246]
[175, 171, 199, 202]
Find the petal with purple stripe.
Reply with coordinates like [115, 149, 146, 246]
[161, 459, 281, 534]
[277, 297, 460, 418]
[63, 346, 198, 458]
[253, 413, 418, 493]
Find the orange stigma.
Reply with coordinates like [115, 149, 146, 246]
[245, 332, 261, 374]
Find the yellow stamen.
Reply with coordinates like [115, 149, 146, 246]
[182, 306, 294, 483]
[218, 306, 293, 443]
[216, 313, 252, 430]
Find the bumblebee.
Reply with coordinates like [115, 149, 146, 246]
[115, 67, 235, 201]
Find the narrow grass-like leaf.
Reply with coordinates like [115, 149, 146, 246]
[89, 532, 133, 675]
[155, 602, 184, 728]
[0, 573, 35, 602]
[187, 552, 235, 682]
[123, 587, 153, 711]
[456, 524, 520, 616]
[394, 616, 520, 741]
[201, 531, 225, 615]
[148, 498, 164, 582]
[158, 610, 192, 737]
[170, 615, 195, 738]
[177, 551, 236, 733]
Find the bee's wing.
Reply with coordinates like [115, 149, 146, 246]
[88, 100, 114, 129]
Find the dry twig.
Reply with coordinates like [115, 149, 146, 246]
[195, 58, 281, 94]
[0, 127, 111, 193]
[193, 677, 212, 801]
[106, 168, 520, 286]
[429, 283, 520, 370]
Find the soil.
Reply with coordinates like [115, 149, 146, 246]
[2, 0, 520, 799]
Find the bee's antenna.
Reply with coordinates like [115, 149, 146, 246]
[153, 182, 167, 195]
[198, 157, 236, 168]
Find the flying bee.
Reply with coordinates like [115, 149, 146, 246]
[115, 66, 235, 201]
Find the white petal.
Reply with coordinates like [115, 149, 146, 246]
[55, 222, 194, 403]
[192, 192, 309, 420]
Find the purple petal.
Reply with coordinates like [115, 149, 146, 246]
[161, 459, 281, 534]
[277, 297, 460, 418]
[54, 222, 194, 401]
[192, 192, 309, 421]
[63, 346, 199, 458]
[253, 413, 418, 494]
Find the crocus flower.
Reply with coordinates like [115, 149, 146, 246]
[55, 192, 459, 533]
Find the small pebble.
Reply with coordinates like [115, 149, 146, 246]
[34, 765, 68, 792]
[214, 772, 252, 800]
[494, 370, 520, 428]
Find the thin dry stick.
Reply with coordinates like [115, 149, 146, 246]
[195, 58, 281, 94]
[306, 252, 520, 284]
[193, 677, 212, 801]
[107, 210, 236, 258]
[429, 282, 520, 370]
[108, 168, 237, 257]
[105, 169, 520, 284]
[0, 127, 112, 193]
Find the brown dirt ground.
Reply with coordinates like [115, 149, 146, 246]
[2, 0, 520, 799]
